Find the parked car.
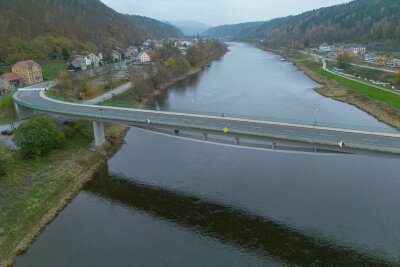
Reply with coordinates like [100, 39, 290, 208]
[1, 130, 14, 136]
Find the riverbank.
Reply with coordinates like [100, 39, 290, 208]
[104, 43, 228, 107]
[0, 123, 127, 267]
[259, 46, 400, 129]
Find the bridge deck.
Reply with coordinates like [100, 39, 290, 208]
[13, 89, 400, 155]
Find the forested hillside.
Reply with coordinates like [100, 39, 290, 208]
[125, 15, 183, 39]
[0, 0, 181, 63]
[205, 0, 400, 49]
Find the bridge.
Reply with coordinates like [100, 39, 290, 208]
[12, 88, 400, 155]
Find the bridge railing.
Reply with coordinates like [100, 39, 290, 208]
[13, 94, 400, 154]
[43, 90, 399, 135]
[98, 101, 399, 135]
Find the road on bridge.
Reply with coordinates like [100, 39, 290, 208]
[12, 89, 400, 154]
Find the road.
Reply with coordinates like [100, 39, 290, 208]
[85, 82, 132, 104]
[12, 89, 400, 154]
[321, 60, 400, 96]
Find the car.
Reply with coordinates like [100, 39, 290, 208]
[1, 130, 14, 136]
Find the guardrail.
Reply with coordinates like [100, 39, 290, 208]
[43, 90, 400, 135]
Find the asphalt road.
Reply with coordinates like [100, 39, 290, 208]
[13, 89, 400, 153]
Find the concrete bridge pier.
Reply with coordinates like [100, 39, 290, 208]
[93, 121, 106, 147]
[14, 103, 35, 119]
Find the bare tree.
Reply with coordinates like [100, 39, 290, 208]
[103, 65, 113, 91]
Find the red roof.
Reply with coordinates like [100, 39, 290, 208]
[1, 72, 20, 81]
[144, 50, 153, 55]
[16, 60, 40, 69]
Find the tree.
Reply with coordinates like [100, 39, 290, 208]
[337, 52, 356, 69]
[103, 65, 113, 91]
[62, 47, 70, 60]
[0, 95, 17, 130]
[13, 116, 65, 158]
[55, 70, 74, 98]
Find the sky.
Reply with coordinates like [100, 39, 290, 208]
[100, 0, 350, 26]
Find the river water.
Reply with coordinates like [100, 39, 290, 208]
[15, 43, 400, 266]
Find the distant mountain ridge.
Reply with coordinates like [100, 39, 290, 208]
[125, 15, 184, 39]
[0, 0, 182, 63]
[205, 0, 400, 49]
[168, 20, 210, 36]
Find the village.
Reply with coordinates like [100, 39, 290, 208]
[0, 38, 199, 97]
[314, 42, 400, 91]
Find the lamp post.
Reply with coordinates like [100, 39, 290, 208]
[313, 108, 319, 127]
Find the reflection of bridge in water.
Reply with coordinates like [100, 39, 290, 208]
[12, 88, 400, 155]
[85, 172, 394, 266]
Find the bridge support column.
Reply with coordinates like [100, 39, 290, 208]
[93, 121, 106, 148]
[14, 103, 35, 119]
[234, 137, 240, 145]
[202, 133, 208, 141]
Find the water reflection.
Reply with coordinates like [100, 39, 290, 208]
[85, 172, 393, 266]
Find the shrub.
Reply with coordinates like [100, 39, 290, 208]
[13, 116, 65, 158]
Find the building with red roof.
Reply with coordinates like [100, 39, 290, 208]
[0, 73, 21, 95]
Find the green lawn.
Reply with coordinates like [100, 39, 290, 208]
[40, 62, 67, 80]
[312, 66, 400, 109]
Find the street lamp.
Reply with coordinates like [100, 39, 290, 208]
[313, 108, 319, 126]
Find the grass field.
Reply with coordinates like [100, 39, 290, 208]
[40, 62, 67, 80]
[312, 66, 400, 110]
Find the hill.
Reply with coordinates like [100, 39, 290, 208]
[168, 20, 210, 36]
[125, 15, 183, 39]
[0, 0, 182, 63]
[205, 0, 400, 49]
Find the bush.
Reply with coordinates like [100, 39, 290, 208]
[13, 116, 65, 158]
[0, 144, 13, 177]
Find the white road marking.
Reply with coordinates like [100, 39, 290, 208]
[283, 130, 296, 133]
[250, 126, 262, 129]
[319, 134, 334, 137]
[362, 139, 377, 142]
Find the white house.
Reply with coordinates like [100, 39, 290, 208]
[319, 42, 332, 52]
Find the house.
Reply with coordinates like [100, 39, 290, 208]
[138, 50, 153, 62]
[111, 50, 121, 62]
[125, 46, 139, 59]
[179, 40, 193, 47]
[0, 73, 20, 95]
[11, 60, 43, 85]
[85, 53, 102, 67]
[319, 42, 332, 52]
[68, 56, 87, 71]
[333, 43, 366, 57]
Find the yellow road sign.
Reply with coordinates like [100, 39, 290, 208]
[223, 127, 229, 134]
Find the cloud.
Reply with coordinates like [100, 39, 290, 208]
[101, 0, 349, 26]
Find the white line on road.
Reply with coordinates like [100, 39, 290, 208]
[362, 139, 377, 142]
[283, 130, 296, 133]
[250, 126, 262, 129]
[319, 134, 334, 137]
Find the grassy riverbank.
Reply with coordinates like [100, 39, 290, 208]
[260, 46, 400, 128]
[0, 122, 127, 267]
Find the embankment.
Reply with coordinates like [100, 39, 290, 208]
[259, 46, 400, 129]
[0, 124, 128, 267]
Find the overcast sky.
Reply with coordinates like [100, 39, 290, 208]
[100, 0, 350, 26]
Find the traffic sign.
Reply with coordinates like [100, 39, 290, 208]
[338, 141, 347, 148]
[223, 127, 229, 134]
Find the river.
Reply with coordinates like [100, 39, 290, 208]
[15, 43, 400, 266]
